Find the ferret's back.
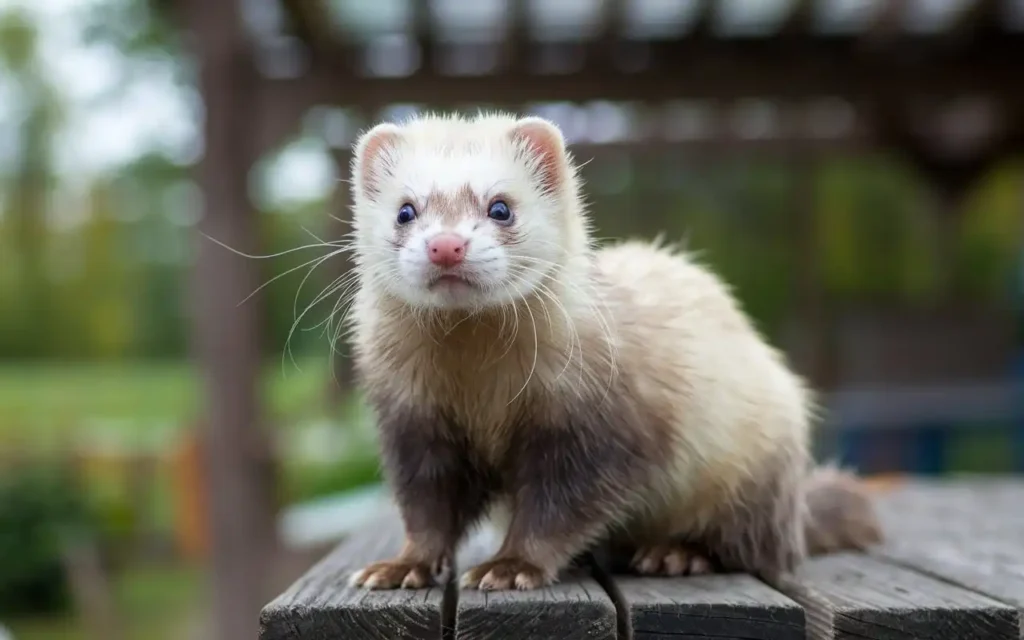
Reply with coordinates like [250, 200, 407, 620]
[594, 239, 811, 452]
[594, 239, 754, 341]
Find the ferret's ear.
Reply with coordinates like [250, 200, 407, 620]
[352, 122, 401, 199]
[510, 117, 567, 191]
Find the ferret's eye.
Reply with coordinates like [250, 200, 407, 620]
[397, 203, 417, 225]
[487, 200, 512, 225]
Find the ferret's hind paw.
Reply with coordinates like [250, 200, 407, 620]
[630, 543, 714, 577]
[349, 559, 435, 589]
[460, 557, 551, 591]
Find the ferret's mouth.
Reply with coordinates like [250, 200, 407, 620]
[427, 274, 475, 290]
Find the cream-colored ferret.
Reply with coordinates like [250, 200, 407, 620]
[343, 111, 881, 591]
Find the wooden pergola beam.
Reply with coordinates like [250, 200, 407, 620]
[279, 0, 335, 55]
[862, 0, 910, 46]
[590, 0, 626, 70]
[268, 43, 1022, 113]
[778, 0, 816, 37]
[501, 0, 530, 74]
[946, 0, 1003, 41]
[689, 0, 717, 39]
[411, 0, 435, 74]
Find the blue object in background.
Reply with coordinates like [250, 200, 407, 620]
[913, 423, 947, 475]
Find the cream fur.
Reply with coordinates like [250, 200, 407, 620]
[594, 239, 813, 535]
[344, 111, 879, 583]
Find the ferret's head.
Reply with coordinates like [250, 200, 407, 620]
[348, 112, 589, 311]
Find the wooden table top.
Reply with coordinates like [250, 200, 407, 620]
[260, 477, 1024, 639]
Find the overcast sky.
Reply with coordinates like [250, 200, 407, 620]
[1, 0, 336, 207]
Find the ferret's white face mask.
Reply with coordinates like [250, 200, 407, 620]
[350, 115, 573, 312]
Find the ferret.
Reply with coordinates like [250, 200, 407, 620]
[343, 111, 882, 591]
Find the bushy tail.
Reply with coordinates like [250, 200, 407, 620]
[804, 464, 883, 556]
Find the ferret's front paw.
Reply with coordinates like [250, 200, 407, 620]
[459, 557, 551, 591]
[630, 543, 713, 577]
[349, 559, 437, 589]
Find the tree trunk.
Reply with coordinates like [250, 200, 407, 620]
[10, 90, 51, 358]
[185, 1, 279, 638]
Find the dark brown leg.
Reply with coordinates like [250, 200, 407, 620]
[461, 419, 656, 590]
[351, 405, 495, 589]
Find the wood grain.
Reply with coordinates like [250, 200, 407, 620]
[454, 525, 617, 640]
[259, 509, 447, 640]
[614, 573, 804, 640]
[778, 552, 1019, 640]
[456, 581, 617, 640]
[871, 480, 1024, 624]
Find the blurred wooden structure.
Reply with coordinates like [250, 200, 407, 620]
[160, 0, 1024, 637]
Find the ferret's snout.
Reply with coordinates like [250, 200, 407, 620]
[427, 233, 468, 268]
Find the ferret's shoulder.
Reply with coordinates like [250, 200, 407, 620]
[593, 238, 738, 311]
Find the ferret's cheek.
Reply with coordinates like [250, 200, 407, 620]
[464, 234, 509, 282]
[396, 242, 426, 280]
[396, 229, 438, 284]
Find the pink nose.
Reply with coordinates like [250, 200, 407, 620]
[427, 233, 468, 267]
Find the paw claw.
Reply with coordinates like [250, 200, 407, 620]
[347, 568, 368, 588]
[630, 543, 714, 577]
[350, 559, 435, 590]
[460, 558, 550, 591]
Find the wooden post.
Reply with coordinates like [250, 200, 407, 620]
[183, 1, 280, 638]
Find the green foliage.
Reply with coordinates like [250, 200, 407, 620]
[958, 161, 1024, 304]
[0, 8, 37, 73]
[0, 359, 335, 446]
[7, 563, 202, 640]
[0, 466, 91, 616]
[280, 452, 382, 505]
[818, 156, 934, 303]
[76, 0, 189, 106]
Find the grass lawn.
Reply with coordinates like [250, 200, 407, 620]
[0, 356, 362, 449]
[4, 563, 203, 640]
[0, 356, 381, 533]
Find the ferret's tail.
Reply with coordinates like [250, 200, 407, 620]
[803, 464, 883, 556]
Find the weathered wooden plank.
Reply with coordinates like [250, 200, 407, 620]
[456, 579, 618, 640]
[875, 479, 1024, 542]
[454, 526, 618, 640]
[778, 552, 1019, 640]
[259, 509, 447, 640]
[614, 573, 804, 640]
[871, 480, 1024, 617]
